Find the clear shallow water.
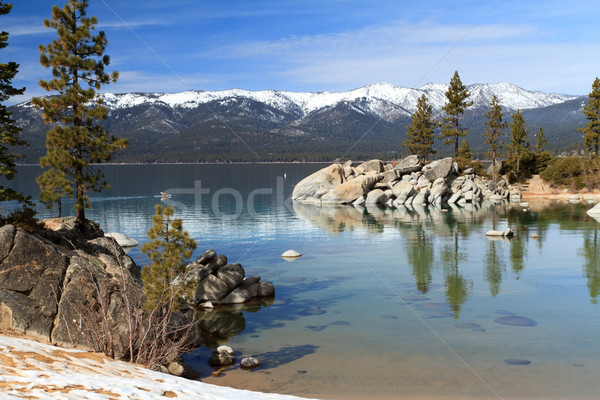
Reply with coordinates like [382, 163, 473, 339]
[7, 164, 600, 399]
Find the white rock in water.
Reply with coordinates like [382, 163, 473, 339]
[519, 202, 530, 208]
[105, 232, 139, 247]
[587, 203, 600, 215]
[217, 345, 234, 355]
[281, 250, 301, 258]
[486, 228, 514, 237]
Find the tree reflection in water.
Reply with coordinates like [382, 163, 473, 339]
[194, 297, 274, 348]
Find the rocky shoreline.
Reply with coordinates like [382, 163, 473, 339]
[292, 156, 522, 208]
[0, 217, 275, 377]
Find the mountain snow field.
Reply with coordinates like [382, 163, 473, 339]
[98, 82, 578, 119]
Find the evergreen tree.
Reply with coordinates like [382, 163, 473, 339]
[578, 77, 600, 156]
[458, 139, 472, 159]
[0, 1, 29, 206]
[402, 94, 437, 157]
[141, 205, 197, 312]
[507, 109, 529, 173]
[482, 95, 507, 182]
[534, 126, 547, 153]
[440, 71, 473, 157]
[37, 168, 72, 217]
[32, 0, 127, 228]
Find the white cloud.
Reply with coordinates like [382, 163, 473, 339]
[108, 70, 215, 94]
[199, 18, 598, 95]
[201, 20, 536, 60]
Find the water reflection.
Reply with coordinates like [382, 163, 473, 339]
[580, 229, 600, 304]
[441, 235, 472, 318]
[194, 298, 274, 348]
[405, 226, 434, 294]
[295, 200, 599, 304]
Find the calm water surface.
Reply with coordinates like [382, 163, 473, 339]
[8, 164, 600, 399]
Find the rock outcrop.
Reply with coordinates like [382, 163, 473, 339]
[176, 249, 275, 309]
[0, 218, 142, 356]
[292, 157, 522, 207]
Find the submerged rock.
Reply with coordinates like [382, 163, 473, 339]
[495, 316, 538, 327]
[209, 350, 235, 367]
[240, 357, 262, 369]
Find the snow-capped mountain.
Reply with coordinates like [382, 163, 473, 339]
[11, 82, 584, 163]
[96, 82, 576, 121]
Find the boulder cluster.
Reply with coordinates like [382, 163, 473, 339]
[177, 249, 275, 309]
[292, 156, 522, 207]
[0, 218, 141, 356]
[0, 218, 275, 370]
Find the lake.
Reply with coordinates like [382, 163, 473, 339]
[7, 164, 600, 399]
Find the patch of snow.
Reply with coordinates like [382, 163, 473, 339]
[0, 335, 316, 400]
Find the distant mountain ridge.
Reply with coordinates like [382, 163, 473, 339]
[90, 82, 576, 116]
[11, 82, 585, 163]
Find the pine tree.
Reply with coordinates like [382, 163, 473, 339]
[507, 109, 529, 173]
[32, 0, 127, 228]
[483, 96, 507, 182]
[0, 1, 29, 206]
[457, 139, 472, 160]
[440, 71, 473, 157]
[402, 94, 437, 157]
[578, 77, 600, 156]
[534, 126, 547, 153]
[532, 126, 551, 174]
[141, 205, 197, 312]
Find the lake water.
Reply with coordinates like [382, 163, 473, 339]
[7, 164, 600, 399]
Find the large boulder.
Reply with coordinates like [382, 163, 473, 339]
[365, 189, 387, 205]
[355, 159, 384, 175]
[394, 155, 422, 175]
[320, 174, 382, 204]
[0, 220, 142, 357]
[292, 164, 345, 200]
[422, 157, 454, 181]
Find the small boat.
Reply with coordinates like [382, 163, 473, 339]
[154, 191, 172, 200]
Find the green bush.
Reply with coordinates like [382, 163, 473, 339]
[539, 156, 600, 190]
[0, 207, 43, 232]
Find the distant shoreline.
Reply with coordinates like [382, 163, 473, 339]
[16, 161, 339, 166]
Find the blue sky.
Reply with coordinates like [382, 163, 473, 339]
[3, 0, 600, 104]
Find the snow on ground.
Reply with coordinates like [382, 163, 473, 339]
[0, 336, 316, 400]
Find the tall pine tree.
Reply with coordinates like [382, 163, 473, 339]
[440, 71, 473, 158]
[482, 95, 507, 182]
[507, 109, 529, 173]
[32, 0, 127, 227]
[578, 77, 600, 156]
[0, 1, 29, 206]
[534, 126, 547, 153]
[402, 94, 437, 157]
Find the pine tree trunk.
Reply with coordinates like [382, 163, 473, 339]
[492, 149, 496, 182]
[454, 137, 459, 158]
[57, 199, 62, 218]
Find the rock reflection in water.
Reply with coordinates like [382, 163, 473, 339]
[194, 297, 274, 348]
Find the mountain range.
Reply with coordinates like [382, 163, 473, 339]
[10, 82, 587, 163]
